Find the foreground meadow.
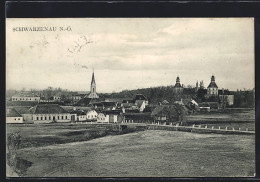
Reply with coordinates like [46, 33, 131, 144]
[9, 129, 255, 177]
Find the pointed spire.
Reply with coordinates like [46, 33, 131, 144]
[91, 70, 96, 85]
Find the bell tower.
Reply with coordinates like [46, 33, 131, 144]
[87, 70, 99, 98]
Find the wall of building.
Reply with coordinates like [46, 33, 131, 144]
[219, 95, 234, 106]
[77, 115, 87, 121]
[6, 117, 23, 124]
[207, 88, 218, 95]
[86, 110, 98, 121]
[97, 113, 109, 123]
[23, 113, 71, 123]
[12, 96, 40, 102]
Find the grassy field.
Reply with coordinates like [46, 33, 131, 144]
[186, 109, 255, 129]
[6, 108, 255, 177]
[15, 130, 255, 177]
[6, 123, 123, 149]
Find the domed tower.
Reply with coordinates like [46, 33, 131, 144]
[173, 76, 183, 94]
[207, 75, 218, 95]
[88, 71, 99, 98]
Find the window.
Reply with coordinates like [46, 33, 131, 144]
[18, 118, 20, 120]
[58, 116, 60, 119]
[61, 116, 63, 119]
[14, 118, 16, 120]
[45, 117, 47, 120]
[49, 116, 51, 120]
[65, 116, 67, 119]
[32, 117, 33, 120]
[41, 117, 43, 120]
[36, 117, 38, 120]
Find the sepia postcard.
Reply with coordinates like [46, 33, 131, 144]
[6, 18, 255, 177]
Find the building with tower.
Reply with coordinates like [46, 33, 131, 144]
[173, 76, 184, 94]
[87, 71, 99, 99]
[207, 75, 218, 95]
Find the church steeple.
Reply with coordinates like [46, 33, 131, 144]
[91, 71, 96, 85]
[87, 70, 99, 99]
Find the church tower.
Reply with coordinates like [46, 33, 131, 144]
[173, 76, 184, 94]
[87, 71, 99, 98]
[207, 75, 218, 95]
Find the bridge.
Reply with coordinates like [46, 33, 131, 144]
[117, 122, 254, 135]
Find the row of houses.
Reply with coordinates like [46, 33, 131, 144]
[6, 104, 124, 124]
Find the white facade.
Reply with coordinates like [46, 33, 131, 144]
[86, 110, 98, 121]
[139, 101, 146, 112]
[207, 87, 218, 95]
[97, 113, 109, 123]
[77, 115, 87, 121]
[109, 115, 118, 123]
[23, 113, 71, 123]
[6, 117, 23, 124]
[12, 96, 40, 102]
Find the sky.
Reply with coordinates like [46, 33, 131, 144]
[6, 18, 254, 93]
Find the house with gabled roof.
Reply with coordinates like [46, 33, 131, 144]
[22, 104, 71, 123]
[134, 94, 149, 106]
[6, 108, 23, 123]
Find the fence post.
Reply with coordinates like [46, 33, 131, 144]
[225, 127, 227, 130]
[198, 125, 201, 128]
[205, 125, 207, 129]
[219, 126, 220, 130]
[212, 126, 214, 129]
[232, 128, 235, 131]
[192, 124, 195, 128]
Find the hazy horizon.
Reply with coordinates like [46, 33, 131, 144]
[6, 18, 255, 93]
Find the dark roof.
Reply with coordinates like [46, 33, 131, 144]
[122, 98, 134, 103]
[25, 104, 69, 114]
[75, 98, 92, 106]
[218, 90, 231, 95]
[101, 101, 117, 107]
[121, 103, 135, 108]
[173, 83, 182, 88]
[207, 82, 218, 88]
[69, 110, 86, 116]
[199, 103, 210, 107]
[151, 105, 169, 116]
[92, 102, 103, 107]
[103, 110, 121, 115]
[135, 100, 145, 108]
[7, 106, 31, 114]
[12, 93, 39, 97]
[6, 108, 22, 117]
[134, 94, 148, 101]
